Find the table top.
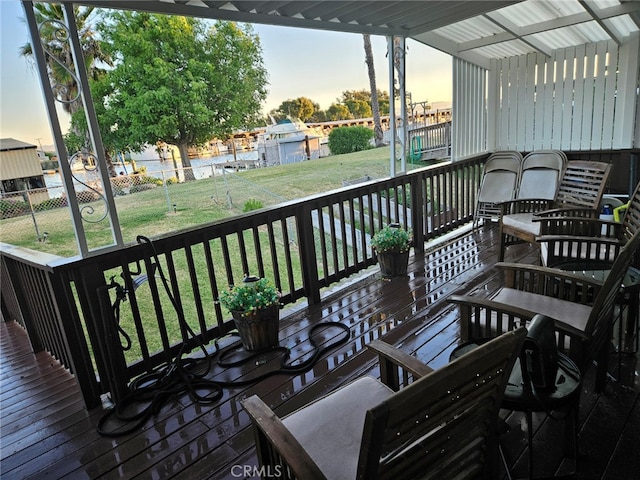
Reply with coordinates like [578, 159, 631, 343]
[558, 263, 640, 290]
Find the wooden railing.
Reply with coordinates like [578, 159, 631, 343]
[408, 121, 452, 161]
[0, 154, 486, 408]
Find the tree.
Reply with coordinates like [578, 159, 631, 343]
[67, 72, 143, 177]
[274, 97, 319, 122]
[326, 103, 352, 121]
[340, 90, 372, 118]
[97, 12, 267, 179]
[363, 34, 384, 147]
[334, 90, 390, 120]
[20, 4, 111, 117]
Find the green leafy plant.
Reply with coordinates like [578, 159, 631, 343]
[243, 198, 264, 212]
[0, 198, 29, 219]
[218, 277, 280, 314]
[328, 126, 374, 155]
[370, 223, 412, 253]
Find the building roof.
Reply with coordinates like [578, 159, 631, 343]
[46, 1, 640, 68]
[0, 138, 38, 152]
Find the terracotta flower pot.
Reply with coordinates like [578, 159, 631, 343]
[376, 250, 410, 278]
[231, 303, 280, 351]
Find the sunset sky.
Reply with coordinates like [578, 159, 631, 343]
[0, 0, 452, 149]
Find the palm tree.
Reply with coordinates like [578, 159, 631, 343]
[362, 34, 384, 147]
[20, 3, 111, 117]
[21, 3, 116, 175]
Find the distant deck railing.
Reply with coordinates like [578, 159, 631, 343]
[408, 121, 452, 161]
[0, 154, 486, 408]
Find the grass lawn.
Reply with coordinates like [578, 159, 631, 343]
[1, 147, 425, 257]
[1, 146, 434, 362]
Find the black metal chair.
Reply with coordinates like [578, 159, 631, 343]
[450, 314, 581, 480]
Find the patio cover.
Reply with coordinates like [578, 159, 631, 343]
[23, 0, 640, 256]
[63, 1, 640, 66]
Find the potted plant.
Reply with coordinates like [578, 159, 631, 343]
[370, 223, 412, 278]
[219, 276, 281, 351]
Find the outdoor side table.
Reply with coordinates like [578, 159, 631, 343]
[451, 339, 581, 479]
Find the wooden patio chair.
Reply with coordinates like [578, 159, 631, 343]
[497, 160, 611, 261]
[449, 229, 640, 393]
[474, 151, 523, 227]
[241, 329, 527, 480]
[536, 180, 640, 269]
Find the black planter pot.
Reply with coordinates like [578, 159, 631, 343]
[376, 250, 410, 278]
[231, 303, 280, 351]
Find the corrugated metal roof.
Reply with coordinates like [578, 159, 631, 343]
[0, 144, 44, 181]
[422, 0, 640, 65]
[43, 0, 640, 66]
[0, 138, 38, 152]
[34, 1, 640, 66]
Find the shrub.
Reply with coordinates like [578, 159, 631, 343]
[370, 223, 412, 253]
[34, 198, 64, 211]
[243, 198, 264, 212]
[328, 126, 374, 155]
[0, 198, 29, 218]
[218, 277, 280, 313]
[132, 175, 162, 187]
[77, 190, 98, 203]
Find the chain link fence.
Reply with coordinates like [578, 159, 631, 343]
[0, 162, 288, 256]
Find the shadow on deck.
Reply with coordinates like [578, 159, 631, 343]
[1, 225, 638, 479]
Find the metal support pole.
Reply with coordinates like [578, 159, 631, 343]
[22, 1, 124, 256]
[387, 36, 396, 177]
[62, 3, 123, 249]
[22, 1, 88, 255]
[396, 37, 407, 174]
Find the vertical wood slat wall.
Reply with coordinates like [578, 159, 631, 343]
[452, 59, 487, 159]
[454, 33, 639, 157]
[492, 37, 638, 151]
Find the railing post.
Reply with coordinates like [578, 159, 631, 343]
[2, 256, 44, 352]
[297, 203, 321, 304]
[95, 283, 131, 404]
[411, 174, 425, 253]
[49, 267, 104, 409]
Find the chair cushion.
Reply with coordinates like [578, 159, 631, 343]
[502, 213, 540, 236]
[282, 376, 394, 480]
[493, 288, 592, 336]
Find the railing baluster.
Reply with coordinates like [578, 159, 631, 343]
[203, 239, 225, 331]
[184, 244, 207, 335]
[0, 153, 489, 407]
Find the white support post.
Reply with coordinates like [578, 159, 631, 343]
[396, 37, 407, 173]
[387, 35, 396, 177]
[613, 31, 640, 149]
[22, 1, 89, 256]
[63, 3, 124, 250]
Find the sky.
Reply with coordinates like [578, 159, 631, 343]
[0, 0, 452, 150]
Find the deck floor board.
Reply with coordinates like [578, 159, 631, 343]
[1, 224, 638, 479]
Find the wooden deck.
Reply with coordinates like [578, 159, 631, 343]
[1, 225, 638, 479]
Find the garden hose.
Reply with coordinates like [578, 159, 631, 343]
[96, 236, 350, 437]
